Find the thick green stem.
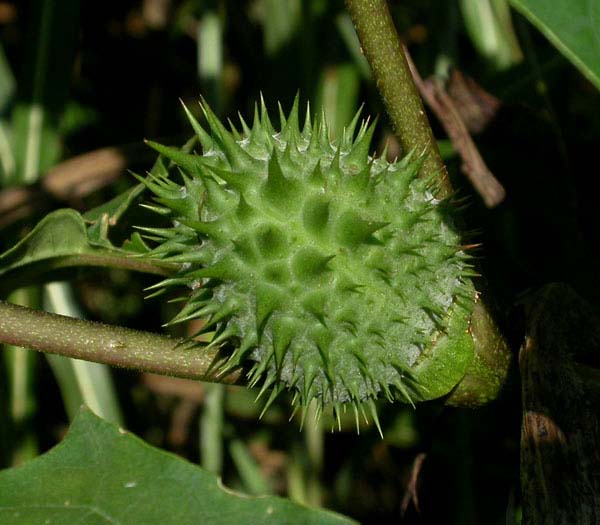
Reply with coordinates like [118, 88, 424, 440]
[346, 0, 511, 405]
[0, 300, 240, 384]
[345, 0, 451, 196]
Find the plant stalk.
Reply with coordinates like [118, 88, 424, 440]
[0, 300, 241, 384]
[346, 0, 512, 405]
[345, 0, 451, 196]
[0, 252, 177, 296]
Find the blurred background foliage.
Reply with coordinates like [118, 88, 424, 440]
[0, 0, 599, 523]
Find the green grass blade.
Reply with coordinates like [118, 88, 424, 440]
[0, 44, 15, 113]
[2, 288, 41, 465]
[197, 10, 223, 111]
[0, 43, 15, 182]
[303, 400, 324, 507]
[315, 63, 360, 139]
[200, 383, 224, 474]
[0, 121, 14, 182]
[43, 282, 123, 425]
[460, 0, 523, 70]
[335, 13, 371, 80]
[229, 439, 273, 495]
[286, 401, 324, 507]
[10, 0, 80, 184]
[261, 0, 301, 56]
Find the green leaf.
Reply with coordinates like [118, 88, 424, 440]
[0, 209, 108, 276]
[0, 408, 357, 525]
[84, 184, 146, 248]
[510, 0, 600, 90]
[0, 208, 173, 295]
[0, 152, 189, 293]
[83, 183, 146, 225]
[229, 438, 274, 496]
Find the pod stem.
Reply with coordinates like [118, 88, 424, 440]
[345, 0, 451, 196]
[345, 0, 512, 404]
[0, 300, 241, 384]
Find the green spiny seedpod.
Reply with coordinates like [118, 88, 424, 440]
[138, 96, 477, 428]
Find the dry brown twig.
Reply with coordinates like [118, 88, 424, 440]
[400, 452, 426, 516]
[0, 142, 157, 230]
[403, 46, 506, 208]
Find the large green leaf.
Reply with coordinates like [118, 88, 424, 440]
[0, 409, 356, 525]
[510, 0, 600, 90]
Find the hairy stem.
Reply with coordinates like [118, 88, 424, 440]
[346, 0, 512, 404]
[0, 300, 240, 384]
[0, 252, 178, 296]
[345, 0, 450, 196]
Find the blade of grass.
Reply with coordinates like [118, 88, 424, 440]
[0, 122, 14, 182]
[335, 13, 371, 80]
[200, 383, 224, 474]
[261, 0, 301, 56]
[303, 400, 324, 508]
[197, 9, 223, 112]
[0, 43, 15, 182]
[0, 44, 15, 112]
[315, 63, 360, 140]
[43, 282, 123, 425]
[229, 438, 273, 495]
[10, 0, 80, 184]
[43, 353, 86, 421]
[460, 0, 523, 71]
[286, 402, 324, 507]
[3, 292, 38, 422]
[287, 441, 308, 505]
[2, 287, 41, 465]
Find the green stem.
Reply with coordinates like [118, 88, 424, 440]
[0, 251, 177, 296]
[0, 300, 241, 384]
[345, 0, 451, 196]
[346, 0, 512, 405]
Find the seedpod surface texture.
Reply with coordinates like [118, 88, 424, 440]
[138, 97, 476, 424]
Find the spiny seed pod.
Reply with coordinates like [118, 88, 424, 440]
[137, 96, 476, 430]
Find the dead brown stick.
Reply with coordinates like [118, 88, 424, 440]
[42, 144, 150, 201]
[519, 284, 600, 524]
[0, 186, 45, 229]
[0, 142, 159, 230]
[445, 69, 501, 134]
[400, 452, 426, 516]
[404, 47, 506, 208]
